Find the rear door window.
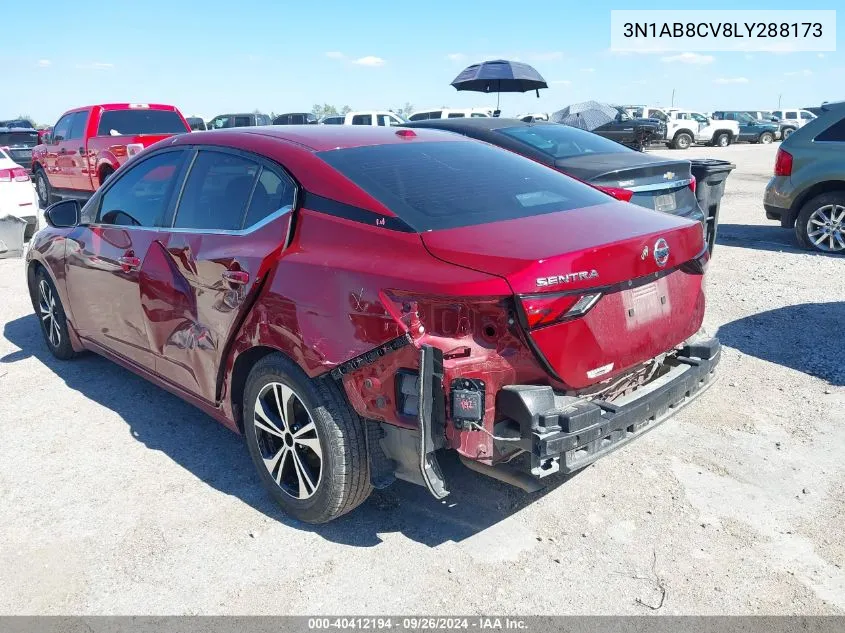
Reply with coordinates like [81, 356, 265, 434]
[97, 109, 188, 135]
[68, 111, 89, 140]
[318, 140, 610, 231]
[242, 167, 296, 228]
[447, 112, 465, 118]
[233, 116, 252, 127]
[815, 117, 845, 142]
[173, 150, 259, 231]
[785, 112, 798, 120]
[98, 151, 187, 227]
[352, 114, 372, 125]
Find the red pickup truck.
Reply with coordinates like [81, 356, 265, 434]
[32, 103, 190, 206]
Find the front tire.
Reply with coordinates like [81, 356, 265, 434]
[35, 168, 52, 208]
[713, 132, 731, 147]
[32, 269, 77, 360]
[794, 193, 845, 254]
[243, 353, 372, 523]
[99, 166, 115, 186]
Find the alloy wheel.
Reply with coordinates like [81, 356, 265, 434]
[38, 279, 61, 348]
[717, 134, 729, 147]
[806, 204, 845, 252]
[253, 381, 323, 499]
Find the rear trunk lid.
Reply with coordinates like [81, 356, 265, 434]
[421, 202, 707, 389]
[0, 130, 39, 168]
[555, 153, 701, 220]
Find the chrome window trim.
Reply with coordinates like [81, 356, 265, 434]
[626, 178, 694, 193]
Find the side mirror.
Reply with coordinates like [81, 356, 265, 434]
[44, 200, 80, 228]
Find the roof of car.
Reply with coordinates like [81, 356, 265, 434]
[190, 125, 473, 152]
[404, 117, 530, 132]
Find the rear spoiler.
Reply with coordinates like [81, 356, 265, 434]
[821, 101, 845, 112]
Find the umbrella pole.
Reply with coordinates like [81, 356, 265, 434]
[497, 80, 500, 111]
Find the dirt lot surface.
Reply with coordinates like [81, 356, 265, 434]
[1, 143, 843, 615]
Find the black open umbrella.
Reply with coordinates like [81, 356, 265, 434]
[451, 59, 548, 112]
[551, 101, 618, 131]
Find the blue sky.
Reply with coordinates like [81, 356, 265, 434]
[3, 0, 841, 125]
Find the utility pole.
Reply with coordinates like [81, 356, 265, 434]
[671, 89, 675, 107]
[778, 94, 782, 109]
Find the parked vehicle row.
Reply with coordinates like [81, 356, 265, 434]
[28, 124, 718, 523]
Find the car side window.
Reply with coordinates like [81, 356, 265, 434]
[814, 117, 845, 142]
[352, 114, 372, 125]
[470, 112, 488, 118]
[447, 112, 465, 118]
[52, 114, 73, 142]
[67, 111, 89, 140]
[242, 167, 296, 228]
[785, 112, 798, 119]
[173, 150, 259, 231]
[800, 111, 814, 120]
[234, 116, 252, 127]
[98, 151, 187, 227]
[408, 113, 427, 121]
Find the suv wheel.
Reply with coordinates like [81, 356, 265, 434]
[35, 169, 52, 208]
[795, 193, 845, 254]
[782, 127, 795, 139]
[242, 353, 372, 523]
[671, 132, 692, 150]
[758, 132, 774, 144]
[713, 132, 731, 147]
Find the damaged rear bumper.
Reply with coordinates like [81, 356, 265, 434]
[497, 338, 721, 478]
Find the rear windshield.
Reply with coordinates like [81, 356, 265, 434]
[498, 124, 633, 160]
[97, 109, 188, 136]
[317, 140, 610, 231]
[0, 131, 38, 147]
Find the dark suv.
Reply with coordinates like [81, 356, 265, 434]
[207, 112, 271, 129]
[0, 123, 39, 173]
[712, 111, 778, 144]
[764, 101, 845, 253]
[273, 112, 317, 125]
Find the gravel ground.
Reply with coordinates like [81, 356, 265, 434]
[1, 143, 843, 615]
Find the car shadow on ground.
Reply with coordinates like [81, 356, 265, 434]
[2, 313, 579, 548]
[716, 223, 843, 257]
[717, 301, 845, 387]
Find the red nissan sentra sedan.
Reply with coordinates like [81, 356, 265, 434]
[26, 125, 719, 523]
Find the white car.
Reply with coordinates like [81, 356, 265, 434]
[320, 111, 406, 126]
[772, 109, 817, 139]
[516, 112, 550, 122]
[407, 107, 493, 121]
[0, 147, 39, 239]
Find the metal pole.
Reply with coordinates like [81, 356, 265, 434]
[778, 94, 782, 109]
[671, 89, 675, 107]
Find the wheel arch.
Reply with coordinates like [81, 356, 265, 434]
[789, 182, 845, 227]
[713, 129, 734, 141]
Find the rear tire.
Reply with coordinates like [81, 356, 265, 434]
[242, 353, 372, 523]
[671, 132, 692, 150]
[99, 166, 115, 185]
[758, 132, 774, 144]
[713, 132, 731, 147]
[794, 192, 845, 254]
[782, 127, 795, 140]
[35, 168, 52, 208]
[32, 269, 77, 360]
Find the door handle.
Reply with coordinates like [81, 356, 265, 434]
[59, 148, 67, 155]
[222, 269, 249, 285]
[78, 147, 84, 155]
[118, 255, 141, 272]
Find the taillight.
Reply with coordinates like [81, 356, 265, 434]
[0, 167, 29, 182]
[774, 148, 793, 177]
[520, 292, 602, 329]
[126, 143, 145, 157]
[688, 177, 697, 193]
[594, 184, 634, 202]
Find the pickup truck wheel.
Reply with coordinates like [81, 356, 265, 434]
[795, 193, 845, 254]
[758, 132, 774, 144]
[671, 132, 692, 150]
[782, 127, 795, 139]
[99, 166, 115, 185]
[713, 132, 731, 147]
[242, 353, 372, 523]
[35, 169, 52, 207]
